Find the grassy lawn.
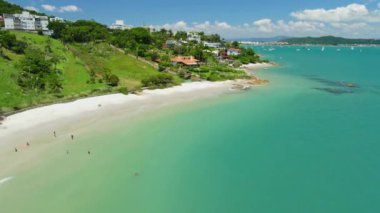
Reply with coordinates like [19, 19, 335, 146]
[106, 54, 161, 90]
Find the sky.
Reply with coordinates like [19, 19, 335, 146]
[8, 0, 380, 38]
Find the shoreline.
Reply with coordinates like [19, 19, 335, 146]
[240, 62, 275, 71]
[0, 80, 251, 143]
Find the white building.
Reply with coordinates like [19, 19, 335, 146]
[187, 32, 201, 43]
[109, 20, 131, 30]
[3, 11, 49, 31]
[203, 42, 222, 48]
[50, 17, 64, 22]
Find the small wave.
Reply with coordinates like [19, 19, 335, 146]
[0, 177, 14, 186]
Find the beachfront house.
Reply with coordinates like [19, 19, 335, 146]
[3, 11, 49, 31]
[109, 20, 131, 30]
[171, 56, 199, 66]
[203, 42, 222, 48]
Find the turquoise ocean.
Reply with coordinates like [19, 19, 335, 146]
[1, 46, 380, 212]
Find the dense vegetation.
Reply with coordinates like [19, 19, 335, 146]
[283, 36, 380, 45]
[48, 19, 261, 81]
[0, 31, 27, 54]
[0, 31, 177, 114]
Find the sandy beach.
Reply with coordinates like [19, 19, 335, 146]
[0, 80, 245, 180]
[0, 81, 240, 145]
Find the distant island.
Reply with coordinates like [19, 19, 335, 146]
[281, 36, 380, 46]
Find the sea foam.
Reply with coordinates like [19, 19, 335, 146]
[0, 177, 13, 186]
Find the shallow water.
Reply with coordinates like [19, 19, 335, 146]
[1, 45, 380, 212]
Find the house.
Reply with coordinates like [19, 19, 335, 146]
[109, 20, 131, 30]
[187, 32, 201, 43]
[219, 50, 229, 59]
[0, 15, 3, 22]
[203, 42, 221, 48]
[50, 17, 64, 22]
[3, 11, 49, 31]
[227, 48, 241, 56]
[164, 40, 181, 49]
[171, 56, 199, 66]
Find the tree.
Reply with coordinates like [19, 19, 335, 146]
[174, 31, 188, 40]
[48, 21, 68, 39]
[0, 31, 27, 53]
[232, 41, 240, 48]
[17, 48, 62, 93]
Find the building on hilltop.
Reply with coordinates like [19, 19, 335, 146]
[3, 11, 49, 31]
[109, 20, 131, 30]
[164, 40, 182, 49]
[203, 41, 222, 48]
[50, 17, 64, 22]
[187, 32, 201, 43]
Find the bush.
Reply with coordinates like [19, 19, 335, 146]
[0, 31, 28, 53]
[207, 72, 223, 81]
[107, 74, 120, 87]
[142, 73, 175, 88]
[118, 87, 128, 94]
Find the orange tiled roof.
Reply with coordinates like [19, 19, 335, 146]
[171, 56, 199, 66]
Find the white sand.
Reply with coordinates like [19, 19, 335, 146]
[0, 81, 237, 143]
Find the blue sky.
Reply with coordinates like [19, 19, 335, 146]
[8, 0, 380, 38]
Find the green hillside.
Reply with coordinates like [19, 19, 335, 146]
[0, 31, 178, 113]
[283, 36, 380, 45]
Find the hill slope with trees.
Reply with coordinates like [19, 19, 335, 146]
[282, 36, 380, 45]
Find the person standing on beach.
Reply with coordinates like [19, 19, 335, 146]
[15, 148, 18, 152]
[54, 131, 56, 138]
[26, 142, 30, 147]
[71, 134, 74, 140]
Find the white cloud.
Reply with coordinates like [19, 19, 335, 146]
[42, 4, 56, 12]
[254, 19, 274, 33]
[291, 3, 380, 23]
[146, 3, 380, 38]
[215, 21, 231, 29]
[59, 5, 81, 13]
[25, 6, 39, 12]
[41, 4, 81, 13]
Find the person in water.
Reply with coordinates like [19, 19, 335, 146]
[71, 135, 74, 140]
[88, 150, 91, 155]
